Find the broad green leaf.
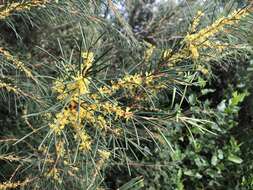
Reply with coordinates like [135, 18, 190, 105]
[218, 149, 224, 159]
[217, 100, 226, 112]
[211, 155, 218, 166]
[228, 154, 243, 164]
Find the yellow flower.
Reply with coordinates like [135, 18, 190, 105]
[189, 44, 199, 60]
[81, 51, 94, 74]
[163, 49, 172, 59]
[55, 140, 65, 158]
[97, 115, 107, 129]
[98, 150, 111, 160]
[47, 167, 61, 182]
[117, 74, 143, 91]
[71, 76, 90, 95]
[101, 102, 125, 119]
[113, 128, 123, 136]
[197, 65, 209, 75]
[76, 131, 91, 152]
[53, 52, 93, 101]
[0, 81, 24, 95]
[124, 107, 133, 121]
[49, 109, 72, 135]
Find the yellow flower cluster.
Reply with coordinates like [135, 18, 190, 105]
[49, 48, 178, 157]
[50, 51, 136, 153]
[55, 140, 65, 158]
[197, 65, 209, 75]
[98, 149, 111, 160]
[49, 105, 94, 151]
[52, 76, 90, 101]
[190, 11, 204, 32]
[0, 0, 49, 20]
[72, 124, 92, 151]
[97, 73, 154, 97]
[0, 179, 30, 190]
[102, 102, 133, 120]
[184, 8, 249, 60]
[51, 80, 64, 98]
[52, 51, 94, 101]
[49, 97, 130, 135]
[186, 9, 249, 44]
[0, 81, 20, 95]
[117, 74, 142, 90]
[47, 167, 61, 182]
[163, 49, 172, 59]
[0, 80, 33, 98]
[49, 109, 70, 134]
[49, 98, 128, 151]
[164, 8, 250, 65]
[144, 42, 156, 62]
[189, 44, 199, 60]
[70, 76, 90, 99]
[97, 115, 107, 129]
[166, 50, 188, 65]
[0, 48, 37, 82]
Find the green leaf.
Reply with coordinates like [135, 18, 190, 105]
[218, 149, 224, 160]
[197, 77, 206, 88]
[184, 170, 194, 176]
[201, 88, 215, 95]
[228, 154, 243, 164]
[217, 100, 226, 112]
[211, 155, 218, 166]
[230, 91, 248, 107]
[118, 176, 144, 190]
[189, 94, 197, 105]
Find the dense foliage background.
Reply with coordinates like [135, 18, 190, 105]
[0, 0, 252, 189]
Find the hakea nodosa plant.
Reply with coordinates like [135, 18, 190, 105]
[0, 1, 251, 188]
[48, 5, 251, 158]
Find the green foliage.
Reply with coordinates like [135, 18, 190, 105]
[124, 88, 250, 189]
